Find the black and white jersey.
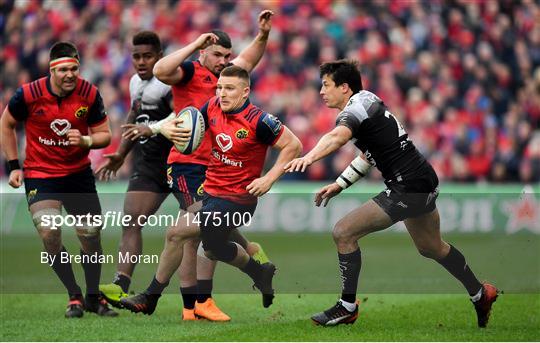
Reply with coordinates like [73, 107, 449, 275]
[335, 90, 429, 184]
[129, 74, 173, 165]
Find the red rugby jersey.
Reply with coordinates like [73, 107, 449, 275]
[168, 61, 218, 166]
[201, 96, 284, 203]
[7, 77, 107, 178]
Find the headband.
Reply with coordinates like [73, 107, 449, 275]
[49, 57, 80, 69]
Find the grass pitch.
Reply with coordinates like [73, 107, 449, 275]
[1, 293, 538, 341]
[1, 232, 538, 341]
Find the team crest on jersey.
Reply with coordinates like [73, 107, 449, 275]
[75, 106, 88, 118]
[50, 119, 71, 136]
[216, 133, 233, 152]
[235, 128, 249, 139]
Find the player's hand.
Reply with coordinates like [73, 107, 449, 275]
[258, 10, 274, 36]
[246, 176, 273, 197]
[195, 33, 219, 50]
[314, 182, 343, 207]
[284, 156, 313, 173]
[161, 118, 192, 145]
[66, 129, 83, 147]
[121, 124, 153, 141]
[96, 153, 124, 181]
[8, 169, 23, 188]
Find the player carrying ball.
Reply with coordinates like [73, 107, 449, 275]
[119, 65, 302, 314]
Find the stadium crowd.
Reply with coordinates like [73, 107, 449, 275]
[2, 0, 539, 182]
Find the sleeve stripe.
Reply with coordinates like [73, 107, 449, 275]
[83, 82, 92, 98]
[35, 81, 43, 96]
[245, 108, 258, 122]
[29, 82, 37, 99]
[339, 175, 353, 186]
[78, 80, 84, 95]
[350, 164, 365, 177]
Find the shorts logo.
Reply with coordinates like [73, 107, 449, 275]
[197, 184, 204, 196]
[27, 188, 38, 201]
[50, 119, 71, 136]
[235, 128, 249, 139]
[75, 106, 88, 118]
[216, 133, 233, 152]
[167, 167, 173, 188]
[397, 201, 408, 208]
[35, 108, 45, 116]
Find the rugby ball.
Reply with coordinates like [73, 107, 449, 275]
[174, 106, 205, 154]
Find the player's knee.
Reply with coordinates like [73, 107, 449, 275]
[166, 226, 188, 245]
[332, 220, 354, 244]
[202, 239, 237, 262]
[76, 225, 101, 239]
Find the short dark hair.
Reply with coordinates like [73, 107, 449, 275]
[49, 41, 79, 61]
[211, 30, 232, 49]
[133, 31, 162, 52]
[319, 59, 363, 94]
[220, 65, 250, 85]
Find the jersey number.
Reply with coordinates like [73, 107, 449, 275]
[384, 111, 406, 137]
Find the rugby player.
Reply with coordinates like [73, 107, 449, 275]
[1, 42, 117, 318]
[119, 65, 302, 315]
[284, 59, 498, 327]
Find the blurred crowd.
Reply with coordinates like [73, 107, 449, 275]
[2, 0, 539, 183]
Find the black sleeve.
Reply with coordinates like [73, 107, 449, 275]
[335, 111, 361, 136]
[199, 101, 209, 128]
[256, 112, 284, 145]
[179, 61, 195, 84]
[8, 87, 29, 121]
[163, 88, 173, 113]
[87, 91, 107, 126]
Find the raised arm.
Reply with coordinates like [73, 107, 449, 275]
[284, 125, 352, 173]
[153, 33, 220, 85]
[231, 10, 273, 73]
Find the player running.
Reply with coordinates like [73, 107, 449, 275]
[119, 65, 302, 315]
[96, 31, 268, 322]
[284, 59, 498, 327]
[1, 41, 117, 318]
[105, 10, 274, 321]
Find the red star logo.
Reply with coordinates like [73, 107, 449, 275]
[501, 188, 540, 234]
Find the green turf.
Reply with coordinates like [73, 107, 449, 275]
[1, 232, 539, 341]
[1, 233, 538, 294]
[1, 293, 538, 341]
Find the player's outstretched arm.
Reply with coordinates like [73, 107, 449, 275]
[247, 127, 302, 196]
[0, 107, 23, 188]
[154, 33, 220, 85]
[284, 126, 352, 173]
[231, 10, 273, 73]
[96, 109, 137, 181]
